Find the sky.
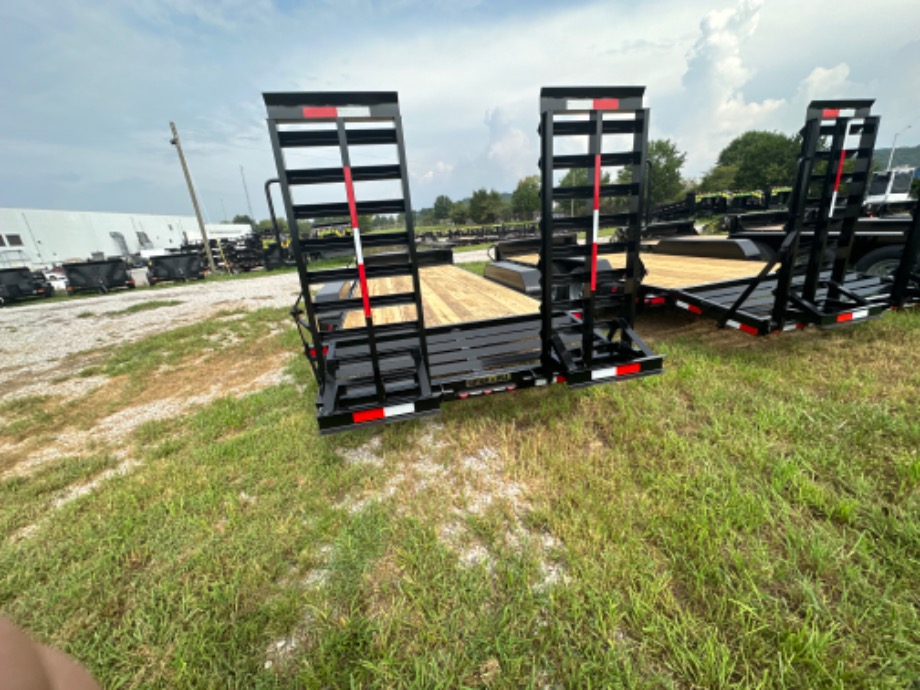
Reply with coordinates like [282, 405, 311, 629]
[1, 0, 918, 221]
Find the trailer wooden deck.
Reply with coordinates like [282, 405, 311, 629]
[342, 265, 538, 329]
[511, 253, 773, 290]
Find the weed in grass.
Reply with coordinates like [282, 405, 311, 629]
[106, 299, 182, 316]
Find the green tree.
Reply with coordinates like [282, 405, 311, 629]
[469, 188, 504, 224]
[232, 214, 255, 227]
[717, 130, 799, 190]
[450, 202, 469, 225]
[647, 139, 687, 205]
[256, 217, 288, 234]
[558, 167, 612, 215]
[697, 164, 739, 192]
[511, 176, 540, 220]
[432, 195, 453, 222]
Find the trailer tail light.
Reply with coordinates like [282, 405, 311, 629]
[352, 402, 415, 424]
[591, 362, 642, 381]
[308, 346, 329, 358]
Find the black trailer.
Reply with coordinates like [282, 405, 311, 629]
[669, 100, 896, 334]
[264, 88, 662, 434]
[0, 268, 54, 305]
[63, 258, 135, 295]
[146, 252, 205, 285]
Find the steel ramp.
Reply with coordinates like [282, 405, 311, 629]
[672, 99, 892, 334]
[264, 92, 440, 432]
[538, 87, 663, 385]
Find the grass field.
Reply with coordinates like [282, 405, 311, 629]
[1, 306, 918, 688]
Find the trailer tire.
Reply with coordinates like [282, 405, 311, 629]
[853, 246, 903, 277]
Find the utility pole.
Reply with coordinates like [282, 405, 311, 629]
[240, 165, 255, 227]
[887, 124, 912, 171]
[170, 122, 217, 273]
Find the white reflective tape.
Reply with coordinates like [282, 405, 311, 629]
[352, 226, 364, 264]
[535, 378, 549, 386]
[783, 322, 800, 331]
[567, 99, 594, 110]
[726, 319, 741, 330]
[591, 367, 619, 381]
[592, 208, 599, 236]
[384, 403, 415, 418]
[675, 300, 690, 310]
[338, 106, 371, 118]
[829, 190, 838, 218]
[851, 308, 870, 320]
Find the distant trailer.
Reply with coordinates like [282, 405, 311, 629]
[63, 258, 135, 295]
[0, 267, 54, 305]
[147, 252, 204, 286]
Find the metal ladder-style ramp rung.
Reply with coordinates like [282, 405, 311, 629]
[538, 86, 663, 386]
[264, 92, 439, 433]
[672, 99, 890, 334]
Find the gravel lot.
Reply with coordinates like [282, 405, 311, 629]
[0, 271, 302, 402]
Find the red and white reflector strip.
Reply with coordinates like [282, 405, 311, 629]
[837, 308, 870, 323]
[352, 402, 415, 424]
[302, 106, 371, 119]
[590, 362, 642, 381]
[821, 108, 854, 120]
[725, 319, 759, 336]
[675, 299, 702, 315]
[343, 166, 372, 319]
[829, 148, 847, 218]
[646, 296, 667, 306]
[590, 155, 601, 290]
[567, 98, 619, 111]
[782, 322, 805, 332]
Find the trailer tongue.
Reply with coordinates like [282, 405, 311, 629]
[264, 88, 663, 434]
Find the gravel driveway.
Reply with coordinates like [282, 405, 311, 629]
[0, 272, 302, 401]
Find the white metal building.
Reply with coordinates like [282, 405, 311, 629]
[0, 207, 251, 269]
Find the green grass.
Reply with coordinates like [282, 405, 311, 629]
[108, 299, 183, 316]
[0, 309, 918, 687]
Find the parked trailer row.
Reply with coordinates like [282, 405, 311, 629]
[261, 88, 918, 435]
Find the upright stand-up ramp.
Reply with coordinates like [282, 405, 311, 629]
[538, 87, 663, 385]
[888, 203, 920, 309]
[264, 92, 438, 432]
[672, 100, 891, 334]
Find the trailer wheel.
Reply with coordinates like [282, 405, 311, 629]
[853, 246, 903, 277]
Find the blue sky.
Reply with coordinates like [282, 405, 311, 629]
[1, 0, 918, 220]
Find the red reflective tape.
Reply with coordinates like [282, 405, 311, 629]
[590, 242, 598, 291]
[357, 263, 372, 318]
[594, 98, 619, 110]
[837, 312, 854, 323]
[303, 106, 337, 118]
[648, 296, 666, 306]
[555, 375, 567, 384]
[308, 346, 329, 358]
[688, 304, 702, 315]
[617, 363, 641, 376]
[593, 155, 601, 211]
[739, 323, 758, 336]
[353, 407, 385, 423]
[833, 148, 846, 192]
[343, 166, 359, 228]
[821, 108, 839, 119]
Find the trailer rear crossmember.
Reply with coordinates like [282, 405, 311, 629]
[265, 88, 663, 433]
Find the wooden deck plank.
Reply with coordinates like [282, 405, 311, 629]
[510, 252, 772, 289]
[342, 265, 538, 329]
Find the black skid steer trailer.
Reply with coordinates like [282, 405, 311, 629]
[670, 100, 896, 335]
[63, 258, 135, 295]
[147, 252, 205, 285]
[264, 88, 662, 434]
